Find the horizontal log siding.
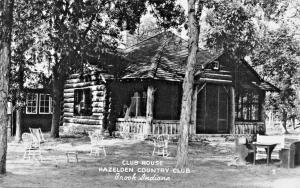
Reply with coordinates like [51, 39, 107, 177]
[61, 73, 108, 134]
[63, 117, 102, 125]
[64, 81, 98, 89]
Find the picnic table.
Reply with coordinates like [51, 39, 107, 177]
[252, 134, 300, 167]
[252, 142, 277, 165]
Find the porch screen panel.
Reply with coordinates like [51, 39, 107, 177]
[217, 86, 229, 133]
[235, 90, 260, 121]
[129, 92, 147, 117]
[154, 83, 180, 120]
[196, 86, 206, 133]
[205, 85, 218, 133]
[251, 94, 259, 120]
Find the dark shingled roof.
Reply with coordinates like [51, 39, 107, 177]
[240, 60, 280, 92]
[120, 31, 279, 92]
[122, 31, 222, 81]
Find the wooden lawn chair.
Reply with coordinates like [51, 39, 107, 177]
[29, 128, 46, 144]
[152, 134, 170, 157]
[22, 133, 42, 161]
[66, 151, 79, 163]
[88, 131, 106, 157]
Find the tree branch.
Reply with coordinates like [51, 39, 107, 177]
[82, 14, 97, 40]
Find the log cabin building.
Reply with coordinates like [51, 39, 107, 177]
[61, 32, 279, 137]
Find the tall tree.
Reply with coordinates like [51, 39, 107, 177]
[252, 25, 300, 133]
[250, 0, 300, 133]
[0, 0, 14, 174]
[176, 0, 281, 167]
[176, 0, 203, 168]
[10, 0, 38, 142]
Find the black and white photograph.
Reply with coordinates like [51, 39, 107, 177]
[1, 0, 300, 187]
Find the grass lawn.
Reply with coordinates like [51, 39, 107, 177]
[1, 134, 300, 188]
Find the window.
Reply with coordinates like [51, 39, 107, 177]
[74, 88, 92, 116]
[236, 91, 260, 121]
[26, 93, 38, 114]
[124, 91, 147, 118]
[39, 94, 52, 114]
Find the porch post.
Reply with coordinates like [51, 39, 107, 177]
[229, 86, 236, 134]
[190, 85, 198, 135]
[145, 85, 155, 135]
[260, 91, 266, 134]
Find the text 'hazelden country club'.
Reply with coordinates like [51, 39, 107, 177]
[98, 167, 191, 174]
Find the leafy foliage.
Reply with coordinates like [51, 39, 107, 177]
[249, 0, 300, 131]
[14, 0, 185, 76]
[252, 24, 300, 125]
[186, 0, 300, 131]
[10, 0, 185, 137]
[205, 0, 258, 59]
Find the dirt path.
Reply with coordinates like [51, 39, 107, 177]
[1, 136, 300, 188]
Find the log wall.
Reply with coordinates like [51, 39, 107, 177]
[61, 72, 108, 135]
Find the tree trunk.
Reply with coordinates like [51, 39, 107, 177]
[190, 86, 198, 135]
[50, 65, 64, 138]
[282, 110, 288, 134]
[15, 107, 22, 142]
[176, 0, 202, 168]
[229, 86, 235, 134]
[14, 55, 25, 142]
[292, 117, 295, 130]
[0, 0, 14, 174]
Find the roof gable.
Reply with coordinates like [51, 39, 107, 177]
[108, 31, 279, 92]
[122, 31, 222, 81]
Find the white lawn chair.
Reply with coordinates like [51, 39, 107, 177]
[88, 131, 106, 157]
[29, 128, 46, 144]
[22, 133, 42, 161]
[152, 134, 170, 157]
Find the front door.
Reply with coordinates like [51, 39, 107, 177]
[196, 84, 229, 134]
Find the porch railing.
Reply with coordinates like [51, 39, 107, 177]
[116, 118, 180, 138]
[116, 118, 146, 139]
[234, 121, 265, 134]
[152, 120, 180, 135]
[116, 118, 265, 139]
